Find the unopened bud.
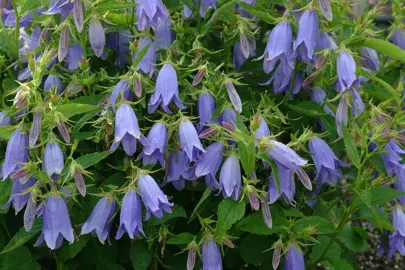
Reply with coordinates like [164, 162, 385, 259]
[248, 191, 260, 211]
[223, 237, 235, 249]
[192, 67, 205, 87]
[57, 120, 70, 143]
[221, 121, 235, 132]
[58, 26, 70, 62]
[199, 127, 218, 138]
[73, 0, 84, 33]
[133, 76, 142, 98]
[315, 55, 326, 69]
[73, 168, 86, 197]
[24, 193, 37, 232]
[261, 202, 272, 229]
[11, 167, 29, 181]
[29, 110, 42, 148]
[272, 245, 281, 269]
[225, 82, 242, 113]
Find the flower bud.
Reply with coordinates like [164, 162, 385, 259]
[247, 191, 259, 211]
[57, 120, 70, 143]
[73, 168, 86, 197]
[73, 0, 84, 33]
[223, 237, 236, 249]
[58, 26, 70, 62]
[187, 247, 196, 270]
[24, 193, 37, 232]
[133, 76, 142, 98]
[315, 55, 326, 69]
[272, 245, 281, 269]
[199, 127, 218, 138]
[261, 202, 272, 229]
[225, 81, 242, 113]
[29, 110, 42, 148]
[192, 67, 206, 86]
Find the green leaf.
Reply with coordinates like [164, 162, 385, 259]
[1, 220, 42, 254]
[309, 236, 341, 265]
[167, 233, 195, 245]
[0, 30, 18, 56]
[57, 104, 100, 118]
[236, 1, 276, 24]
[73, 108, 103, 132]
[360, 70, 399, 101]
[189, 188, 212, 222]
[215, 199, 245, 237]
[148, 205, 187, 225]
[293, 216, 335, 234]
[203, 1, 236, 32]
[370, 187, 405, 205]
[282, 207, 304, 217]
[105, 13, 135, 26]
[284, 101, 328, 117]
[76, 151, 112, 169]
[21, 0, 43, 15]
[0, 246, 41, 270]
[56, 235, 91, 262]
[239, 234, 272, 264]
[337, 226, 367, 252]
[238, 141, 256, 176]
[265, 155, 281, 194]
[130, 240, 153, 270]
[133, 42, 152, 68]
[0, 126, 14, 140]
[362, 38, 405, 64]
[355, 207, 394, 231]
[325, 257, 354, 270]
[342, 125, 360, 168]
[0, 179, 12, 207]
[2, 78, 19, 92]
[96, 1, 137, 12]
[236, 211, 285, 235]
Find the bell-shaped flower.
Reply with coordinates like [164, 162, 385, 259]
[111, 104, 145, 156]
[43, 0, 73, 20]
[2, 129, 29, 180]
[179, 119, 205, 162]
[311, 88, 334, 116]
[139, 122, 167, 167]
[34, 194, 74, 250]
[89, 17, 105, 58]
[0, 111, 11, 126]
[316, 32, 337, 51]
[267, 163, 295, 205]
[349, 89, 364, 117]
[138, 173, 173, 219]
[255, 117, 271, 139]
[221, 108, 236, 130]
[393, 28, 405, 50]
[116, 190, 145, 240]
[309, 137, 348, 192]
[263, 21, 293, 74]
[233, 41, 255, 70]
[110, 80, 131, 106]
[381, 139, 405, 183]
[81, 196, 116, 244]
[260, 60, 293, 94]
[44, 75, 64, 94]
[1, 177, 36, 214]
[360, 47, 379, 72]
[201, 237, 222, 270]
[43, 142, 64, 178]
[395, 179, 405, 206]
[155, 18, 174, 48]
[197, 92, 218, 132]
[393, 207, 405, 237]
[293, 10, 319, 63]
[388, 232, 405, 258]
[284, 244, 305, 270]
[134, 37, 156, 76]
[184, 0, 216, 18]
[165, 151, 191, 190]
[108, 31, 132, 68]
[148, 64, 185, 114]
[334, 50, 357, 92]
[135, 0, 168, 31]
[220, 154, 242, 200]
[195, 142, 224, 189]
[266, 140, 312, 190]
[66, 44, 83, 70]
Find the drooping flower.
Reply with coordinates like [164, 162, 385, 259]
[233, 41, 256, 70]
[197, 92, 218, 132]
[139, 122, 167, 167]
[219, 154, 242, 200]
[350, 88, 364, 117]
[381, 139, 405, 183]
[29, 110, 42, 148]
[65, 44, 83, 70]
[1, 177, 36, 214]
[309, 137, 348, 192]
[392, 207, 405, 237]
[148, 64, 185, 114]
[388, 232, 405, 258]
[184, 0, 216, 18]
[0, 111, 10, 126]
[108, 31, 132, 68]
[134, 37, 157, 76]
[81, 197, 116, 244]
[43, 0, 73, 20]
[393, 28, 405, 50]
[334, 50, 357, 92]
[201, 237, 222, 270]
[116, 190, 145, 240]
[24, 193, 37, 232]
[110, 80, 131, 106]
[311, 87, 334, 116]
[263, 21, 293, 74]
[179, 119, 205, 162]
[360, 47, 379, 72]
[316, 32, 337, 51]
[266, 140, 312, 190]
[255, 117, 271, 139]
[43, 142, 64, 178]
[138, 173, 173, 219]
[267, 163, 295, 205]
[260, 60, 293, 95]
[293, 10, 319, 63]
[89, 17, 105, 58]
[195, 142, 224, 189]
[155, 18, 174, 48]
[336, 94, 349, 137]
[111, 104, 145, 156]
[165, 150, 191, 190]
[2, 129, 29, 180]
[34, 194, 74, 250]
[135, 0, 168, 31]
[44, 74, 64, 94]
[394, 179, 405, 206]
[221, 108, 236, 130]
[284, 244, 305, 270]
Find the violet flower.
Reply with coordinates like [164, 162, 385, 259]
[334, 50, 357, 93]
[44, 74, 64, 94]
[165, 150, 191, 190]
[195, 142, 224, 189]
[0, 111, 10, 126]
[138, 173, 173, 219]
[116, 190, 146, 240]
[110, 80, 131, 106]
[267, 163, 295, 205]
[219, 154, 242, 200]
[318, 0, 332, 21]
[89, 17, 105, 58]
[29, 111, 42, 148]
[360, 47, 379, 72]
[148, 64, 185, 114]
[1, 177, 36, 214]
[393, 28, 405, 50]
[388, 232, 405, 258]
[284, 245, 305, 270]
[311, 88, 334, 116]
[2, 129, 29, 180]
[43, 142, 64, 178]
[139, 122, 167, 167]
[392, 207, 405, 237]
[43, 0, 73, 20]
[134, 37, 157, 76]
[179, 119, 205, 162]
[184, 0, 216, 18]
[155, 18, 174, 48]
[197, 92, 218, 132]
[381, 139, 405, 183]
[66, 44, 83, 70]
[201, 237, 222, 270]
[73, 0, 84, 33]
[293, 10, 319, 63]
[135, 0, 168, 31]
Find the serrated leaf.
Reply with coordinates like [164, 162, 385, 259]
[293, 216, 335, 234]
[167, 233, 195, 245]
[215, 199, 245, 237]
[309, 235, 341, 265]
[337, 226, 367, 252]
[148, 205, 187, 225]
[189, 188, 212, 222]
[76, 151, 112, 169]
[342, 125, 360, 168]
[57, 104, 99, 118]
[130, 240, 153, 270]
[1, 220, 42, 254]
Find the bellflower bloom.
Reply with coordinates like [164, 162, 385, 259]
[136, 0, 168, 31]
[111, 104, 145, 156]
[89, 17, 105, 58]
[44, 75, 64, 94]
[34, 195, 74, 250]
[388, 232, 405, 258]
[179, 119, 205, 161]
[221, 108, 236, 130]
[138, 173, 173, 219]
[43, 142, 64, 178]
[350, 89, 364, 117]
[0, 111, 11, 126]
[233, 41, 255, 70]
[267, 163, 295, 205]
[267, 140, 312, 190]
[393, 28, 405, 50]
[2, 129, 29, 180]
[184, 0, 216, 18]
[155, 18, 174, 47]
[43, 0, 73, 20]
[110, 80, 131, 106]
[360, 47, 379, 71]
[65, 44, 83, 70]
[334, 50, 356, 92]
[139, 122, 167, 167]
[336, 94, 349, 137]
[148, 64, 185, 114]
[260, 60, 293, 94]
[392, 207, 405, 237]
[1, 177, 36, 214]
[381, 139, 405, 182]
[134, 37, 156, 76]
[311, 87, 334, 116]
[309, 138, 348, 192]
[108, 31, 132, 68]
[116, 190, 145, 240]
[81, 197, 116, 244]
[201, 237, 222, 270]
[263, 21, 293, 74]
[165, 151, 191, 190]
[220, 154, 242, 200]
[316, 32, 337, 51]
[197, 92, 218, 132]
[284, 245, 305, 270]
[256, 117, 271, 139]
[395, 179, 405, 206]
[293, 10, 319, 63]
[195, 142, 224, 189]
